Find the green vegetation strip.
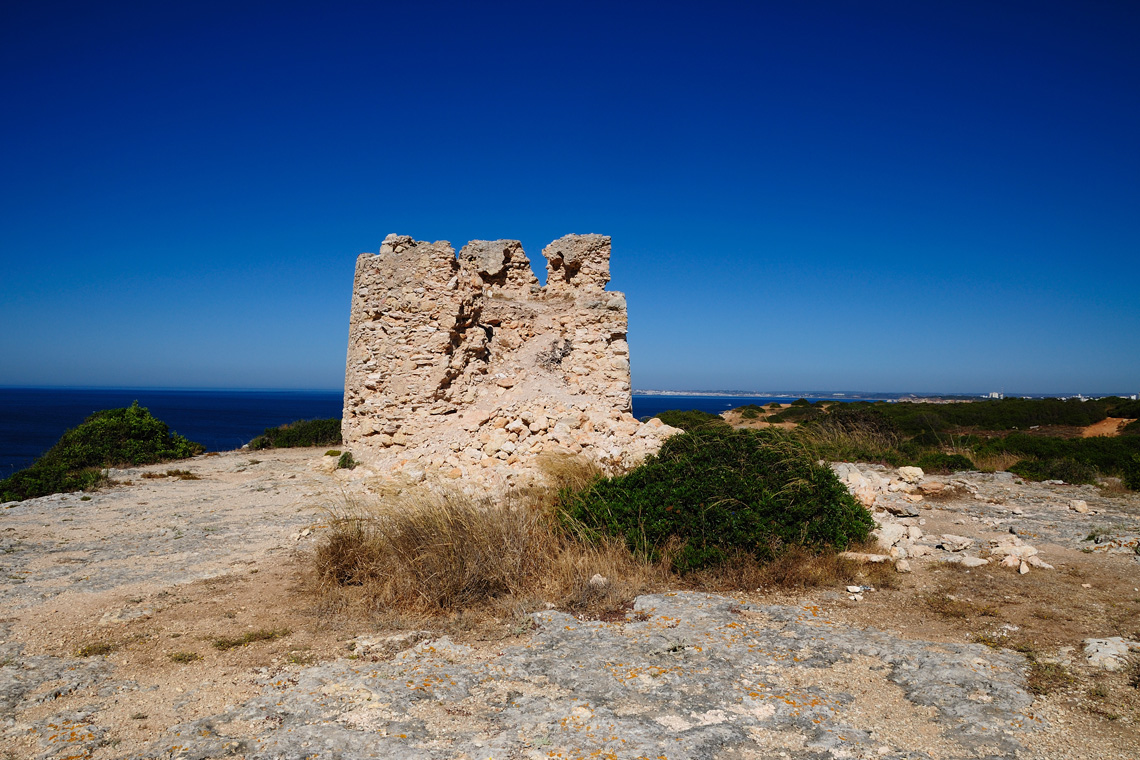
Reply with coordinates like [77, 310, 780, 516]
[1, 402, 204, 503]
[696, 396, 1140, 490]
[248, 419, 341, 450]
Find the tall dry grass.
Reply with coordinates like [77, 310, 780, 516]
[689, 543, 899, 592]
[313, 455, 667, 620]
[971, 450, 1021, 473]
[797, 414, 903, 465]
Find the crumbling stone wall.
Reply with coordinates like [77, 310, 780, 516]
[342, 233, 679, 486]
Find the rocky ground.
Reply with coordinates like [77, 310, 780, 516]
[1, 448, 1138, 759]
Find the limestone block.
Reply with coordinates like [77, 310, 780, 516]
[898, 466, 925, 484]
[873, 522, 908, 549]
[1083, 637, 1140, 671]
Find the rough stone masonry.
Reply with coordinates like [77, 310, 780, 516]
[342, 233, 679, 487]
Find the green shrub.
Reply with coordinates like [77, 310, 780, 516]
[736, 404, 763, 420]
[916, 452, 975, 474]
[653, 409, 729, 431]
[337, 452, 357, 470]
[248, 418, 342, 450]
[1121, 454, 1140, 491]
[791, 398, 811, 407]
[975, 432, 1140, 481]
[1009, 458, 1099, 485]
[767, 406, 823, 424]
[1105, 398, 1140, 419]
[909, 430, 946, 447]
[0, 402, 204, 503]
[561, 427, 873, 573]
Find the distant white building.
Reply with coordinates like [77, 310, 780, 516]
[985, 391, 1004, 399]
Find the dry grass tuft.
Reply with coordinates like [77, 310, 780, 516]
[535, 452, 604, 493]
[1027, 661, 1074, 695]
[313, 480, 667, 620]
[796, 424, 901, 465]
[141, 469, 200, 480]
[74, 641, 116, 657]
[972, 451, 1022, 474]
[1097, 477, 1130, 496]
[212, 628, 290, 651]
[924, 589, 999, 619]
[922, 485, 965, 502]
[692, 544, 898, 592]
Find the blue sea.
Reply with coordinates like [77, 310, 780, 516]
[0, 388, 876, 477]
[0, 388, 345, 477]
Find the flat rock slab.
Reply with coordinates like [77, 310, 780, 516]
[133, 593, 1036, 760]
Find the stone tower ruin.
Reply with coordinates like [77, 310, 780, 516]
[342, 233, 678, 486]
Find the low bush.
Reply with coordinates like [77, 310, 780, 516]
[738, 404, 762, 419]
[1106, 398, 1140, 419]
[1009, 458, 1099, 484]
[1123, 455, 1140, 491]
[248, 418, 342, 450]
[653, 409, 728, 431]
[336, 452, 357, 470]
[975, 432, 1140, 483]
[561, 427, 873, 573]
[0, 402, 203, 502]
[767, 406, 823, 424]
[916, 452, 975, 474]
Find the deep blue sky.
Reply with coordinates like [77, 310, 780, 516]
[2, 1, 1137, 395]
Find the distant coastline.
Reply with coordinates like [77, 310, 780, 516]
[634, 390, 1137, 401]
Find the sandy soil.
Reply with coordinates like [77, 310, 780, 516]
[1081, 418, 1136, 438]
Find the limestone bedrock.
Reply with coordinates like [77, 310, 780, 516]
[342, 233, 680, 488]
